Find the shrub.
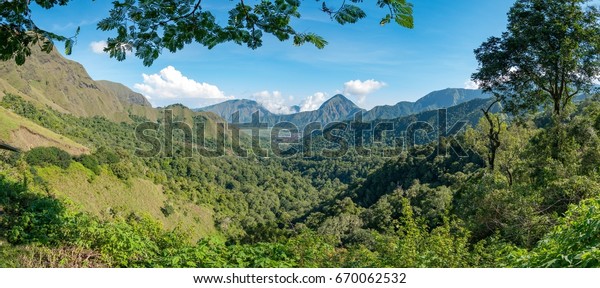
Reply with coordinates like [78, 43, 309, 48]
[25, 147, 71, 169]
[77, 154, 100, 175]
[160, 202, 175, 217]
[110, 162, 132, 180]
[94, 147, 120, 165]
[0, 176, 69, 245]
[513, 197, 600, 268]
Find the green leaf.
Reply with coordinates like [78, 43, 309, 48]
[333, 4, 366, 25]
[65, 39, 73, 55]
[380, 15, 392, 26]
[15, 53, 26, 66]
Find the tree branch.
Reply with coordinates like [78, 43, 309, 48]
[158, 0, 203, 26]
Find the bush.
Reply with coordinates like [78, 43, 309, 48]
[94, 147, 120, 165]
[77, 155, 100, 175]
[514, 197, 600, 267]
[25, 147, 71, 169]
[0, 176, 70, 245]
[160, 202, 175, 217]
[110, 162, 133, 180]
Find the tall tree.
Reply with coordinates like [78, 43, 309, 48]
[472, 0, 600, 118]
[481, 100, 502, 171]
[0, 0, 414, 66]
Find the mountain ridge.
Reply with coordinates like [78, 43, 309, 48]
[0, 47, 232, 151]
[197, 89, 490, 127]
[0, 47, 152, 123]
[362, 88, 490, 121]
[198, 99, 277, 123]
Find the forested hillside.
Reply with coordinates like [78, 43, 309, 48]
[1, 85, 599, 267]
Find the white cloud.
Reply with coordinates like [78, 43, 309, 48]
[300, 92, 328, 112]
[343, 79, 386, 104]
[464, 79, 480, 89]
[90, 40, 107, 54]
[251, 90, 294, 114]
[134, 66, 232, 107]
[592, 73, 600, 85]
[90, 40, 133, 56]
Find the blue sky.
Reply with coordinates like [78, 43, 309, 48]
[31, 0, 515, 111]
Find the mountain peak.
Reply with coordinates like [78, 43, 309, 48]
[199, 98, 276, 123]
[331, 94, 350, 100]
[362, 88, 490, 121]
[230, 99, 259, 105]
[319, 94, 358, 109]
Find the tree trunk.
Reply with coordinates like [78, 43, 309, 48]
[482, 100, 501, 171]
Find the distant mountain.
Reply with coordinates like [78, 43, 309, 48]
[279, 94, 365, 127]
[196, 99, 277, 123]
[96, 80, 152, 107]
[197, 94, 365, 128]
[363, 88, 490, 121]
[364, 102, 415, 121]
[196, 90, 490, 128]
[319, 97, 501, 146]
[383, 97, 500, 134]
[416, 88, 489, 109]
[318, 94, 365, 122]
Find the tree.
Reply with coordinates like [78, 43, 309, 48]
[0, 0, 79, 65]
[1, 0, 414, 66]
[481, 100, 502, 171]
[472, 0, 600, 118]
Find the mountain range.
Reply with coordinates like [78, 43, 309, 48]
[362, 88, 490, 121]
[0, 47, 495, 152]
[197, 88, 491, 127]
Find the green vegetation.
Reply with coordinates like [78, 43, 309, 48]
[1, 91, 599, 267]
[0, 0, 599, 269]
[0, 47, 158, 122]
[513, 198, 600, 268]
[25, 147, 71, 169]
[0, 106, 87, 154]
[473, 0, 600, 117]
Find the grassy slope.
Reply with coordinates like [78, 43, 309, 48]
[0, 107, 88, 155]
[35, 163, 216, 241]
[0, 48, 159, 123]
